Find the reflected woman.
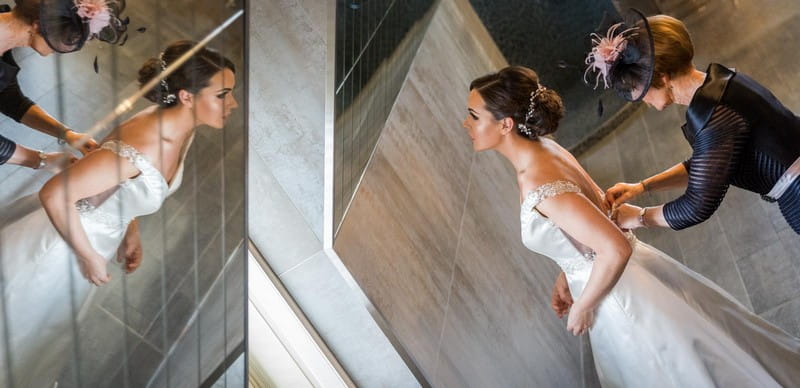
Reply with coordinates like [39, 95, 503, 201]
[591, 13, 800, 233]
[0, 40, 238, 387]
[464, 65, 799, 386]
[0, 0, 128, 169]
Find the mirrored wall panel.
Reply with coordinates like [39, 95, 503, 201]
[333, 0, 438, 235]
[0, 0, 245, 386]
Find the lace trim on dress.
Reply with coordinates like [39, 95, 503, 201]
[75, 199, 130, 229]
[520, 181, 582, 225]
[522, 180, 582, 210]
[520, 181, 602, 274]
[72, 140, 147, 229]
[100, 140, 148, 171]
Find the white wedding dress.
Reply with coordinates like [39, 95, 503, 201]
[0, 140, 185, 387]
[521, 181, 800, 388]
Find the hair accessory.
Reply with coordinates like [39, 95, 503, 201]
[73, 0, 112, 35]
[584, 22, 638, 90]
[40, 0, 129, 54]
[517, 84, 547, 136]
[159, 52, 177, 105]
[581, 8, 655, 102]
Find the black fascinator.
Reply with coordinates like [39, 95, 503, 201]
[38, 0, 129, 53]
[583, 8, 654, 102]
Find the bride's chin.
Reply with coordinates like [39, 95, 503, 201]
[473, 141, 493, 152]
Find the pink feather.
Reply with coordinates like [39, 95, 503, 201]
[584, 23, 638, 89]
[74, 0, 112, 35]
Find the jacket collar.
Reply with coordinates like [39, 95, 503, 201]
[685, 63, 735, 134]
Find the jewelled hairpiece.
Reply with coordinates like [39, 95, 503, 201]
[583, 22, 639, 89]
[159, 52, 177, 105]
[517, 84, 547, 137]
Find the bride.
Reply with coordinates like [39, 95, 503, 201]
[0, 40, 237, 387]
[463, 65, 800, 387]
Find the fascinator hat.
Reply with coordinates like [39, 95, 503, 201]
[584, 8, 654, 102]
[38, 0, 129, 53]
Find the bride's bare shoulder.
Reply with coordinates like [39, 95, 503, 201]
[102, 106, 162, 156]
[517, 168, 572, 200]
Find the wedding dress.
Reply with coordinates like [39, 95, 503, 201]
[521, 180, 800, 387]
[0, 139, 185, 387]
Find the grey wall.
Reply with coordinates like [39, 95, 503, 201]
[333, 0, 587, 386]
[247, 0, 418, 386]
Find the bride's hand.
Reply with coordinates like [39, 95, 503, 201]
[551, 272, 573, 318]
[566, 302, 595, 336]
[117, 225, 143, 274]
[78, 254, 111, 286]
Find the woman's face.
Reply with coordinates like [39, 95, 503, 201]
[192, 68, 238, 129]
[30, 24, 54, 56]
[463, 89, 506, 152]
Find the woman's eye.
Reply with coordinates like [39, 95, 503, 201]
[470, 113, 478, 120]
[217, 92, 229, 99]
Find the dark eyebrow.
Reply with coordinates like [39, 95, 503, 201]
[468, 108, 479, 115]
[216, 88, 233, 93]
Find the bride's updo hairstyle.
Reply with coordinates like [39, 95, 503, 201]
[469, 66, 564, 140]
[138, 40, 235, 108]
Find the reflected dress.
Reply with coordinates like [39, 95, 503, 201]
[0, 140, 185, 387]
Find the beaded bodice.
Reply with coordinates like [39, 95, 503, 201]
[74, 140, 183, 230]
[520, 181, 600, 275]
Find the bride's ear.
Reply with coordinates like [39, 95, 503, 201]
[178, 90, 194, 108]
[501, 117, 515, 135]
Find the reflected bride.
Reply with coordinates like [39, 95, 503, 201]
[0, 40, 237, 387]
[463, 65, 800, 387]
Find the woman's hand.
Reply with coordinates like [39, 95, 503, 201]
[605, 182, 644, 208]
[64, 130, 99, 155]
[78, 253, 111, 286]
[566, 301, 595, 336]
[611, 203, 643, 230]
[551, 271, 573, 318]
[41, 151, 78, 171]
[117, 222, 143, 274]
[8, 145, 77, 171]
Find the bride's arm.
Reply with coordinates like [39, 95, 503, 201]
[536, 192, 633, 335]
[39, 149, 140, 285]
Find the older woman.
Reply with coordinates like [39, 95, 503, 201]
[587, 13, 800, 233]
[0, 0, 128, 169]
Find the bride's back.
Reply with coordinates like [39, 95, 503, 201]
[521, 137, 609, 214]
